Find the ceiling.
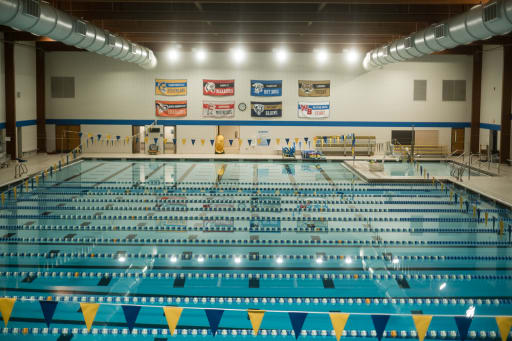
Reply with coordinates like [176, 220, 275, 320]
[4, 0, 511, 53]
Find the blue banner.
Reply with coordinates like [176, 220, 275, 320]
[251, 80, 282, 97]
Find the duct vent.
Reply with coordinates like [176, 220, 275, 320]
[404, 37, 415, 49]
[413, 80, 427, 101]
[483, 3, 499, 23]
[434, 24, 447, 39]
[107, 34, 116, 46]
[74, 20, 86, 36]
[442, 80, 466, 101]
[383, 46, 389, 57]
[22, 0, 40, 18]
[51, 77, 75, 99]
[129, 43, 135, 54]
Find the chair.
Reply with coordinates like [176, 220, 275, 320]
[14, 158, 28, 178]
[148, 144, 159, 155]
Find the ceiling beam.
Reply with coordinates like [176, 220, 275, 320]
[54, 0, 485, 4]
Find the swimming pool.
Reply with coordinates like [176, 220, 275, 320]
[382, 162, 485, 177]
[0, 159, 511, 340]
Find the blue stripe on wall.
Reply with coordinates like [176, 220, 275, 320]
[46, 119, 472, 128]
[16, 120, 37, 127]
[480, 123, 501, 131]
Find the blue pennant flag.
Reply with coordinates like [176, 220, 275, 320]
[285, 138, 290, 145]
[191, 139, 196, 145]
[341, 135, 344, 141]
[205, 309, 224, 337]
[248, 139, 252, 146]
[352, 136, 356, 146]
[78, 132, 83, 138]
[455, 317, 473, 341]
[154, 138, 158, 144]
[371, 315, 390, 341]
[172, 138, 176, 145]
[116, 136, 120, 141]
[304, 137, 309, 144]
[266, 138, 271, 146]
[323, 137, 328, 143]
[39, 301, 58, 327]
[229, 139, 233, 146]
[210, 139, 215, 146]
[289, 312, 307, 339]
[122, 305, 141, 332]
[97, 134, 102, 141]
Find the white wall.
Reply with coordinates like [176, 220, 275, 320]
[45, 50, 474, 154]
[14, 42, 37, 153]
[0, 32, 5, 126]
[480, 45, 504, 149]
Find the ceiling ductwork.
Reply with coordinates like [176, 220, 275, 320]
[0, 0, 157, 69]
[363, 0, 512, 71]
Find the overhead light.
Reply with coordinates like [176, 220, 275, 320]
[231, 47, 246, 64]
[234, 256, 242, 264]
[314, 48, 329, 64]
[439, 283, 446, 290]
[392, 257, 399, 265]
[118, 256, 126, 263]
[315, 257, 323, 264]
[345, 256, 352, 264]
[276, 256, 284, 264]
[465, 306, 475, 318]
[274, 47, 288, 64]
[194, 48, 207, 63]
[197, 256, 205, 263]
[170, 255, 178, 263]
[167, 48, 180, 63]
[345, 48, 360, 64]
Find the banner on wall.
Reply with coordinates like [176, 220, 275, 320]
[202, 101, 235, 118]
[297, 101, 330, 119]
[155, 79, 187, 96]
[203, 79, 235, 96]
[155, 100, 187, 117]
[298, 80, 330, 97]
[251, 101, 282, 118]
[250, 80, 282, 97]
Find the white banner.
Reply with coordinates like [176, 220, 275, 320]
[202, 101, 235, 118]
[297, 101, 330, 119]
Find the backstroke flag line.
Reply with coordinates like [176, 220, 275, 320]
[80, 303, 100, 331]
[163, 307, 183, 335]
[329, 313, 349, 341]
[412, 315, 433, 341]
[0, 298, 16, 327]
[248, 309, 265, 336]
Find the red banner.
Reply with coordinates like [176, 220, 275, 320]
[203, 80, 235, 96]
[155, 100, 187, 117]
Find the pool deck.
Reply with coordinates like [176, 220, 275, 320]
[1, 152, 511, 208]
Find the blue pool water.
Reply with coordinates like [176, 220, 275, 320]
[382, 162, 484, 177]
[0, 160, 511, 340]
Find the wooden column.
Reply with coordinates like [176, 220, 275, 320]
[500, 45, 511, 163]
[471, 46, 482, 154]
[4, 34, 16, 160]
[36, 44, 46, 153]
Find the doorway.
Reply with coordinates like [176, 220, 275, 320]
[164, 126, 176, 154]
[451, 128, 465, 154]
[132, 126, 145, 153]
[218, 126, 240, 154]
[17, 127, 22, 157]
[56, 125, 81, 153]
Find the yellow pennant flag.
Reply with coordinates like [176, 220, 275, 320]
[496, 317, 512, 341]
[329, 313, 349, 341]
[294, 137, 299, 144]
[0, 298, 16, 327]
[144, 137, 148, 143]
[80, 303, 99, 331]
[182, 138, 186, 145]
[24, 180, 28, 191]
[248, 309, 265, 336]
[201, 139, 205, 146]
[276, 138, 281, 146]
[412, 315, 432, 341]
[1, 193, 4, 206]
[163, 307, 183, 335]
[257, 138, 261, 145]
[164, 138, 168, 144]
[13, 187, 16, 200]
[238, 138, 242, 146]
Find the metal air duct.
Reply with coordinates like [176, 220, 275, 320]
[0, 0, 157, 69]
[363, 0, 512, 71]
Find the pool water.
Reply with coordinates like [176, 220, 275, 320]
[383, 162, 484, 177]
[0, 160, 511, 340]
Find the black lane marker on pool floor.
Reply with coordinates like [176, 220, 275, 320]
[52, 162, 105, 187]
[173, 277, 186, 288]
[316, 164, 336, 187]
[322, 278, 335, 289]
[283, 165, 297, 188]
[97, 276, 112, 286]
[396, 278, 410, 289]
[56, 333, 73, 341]
[21, 274, 37, 283]
[249, 278, 260, 288]
[93, 162, 135, 187]
[1, 233, 15, 238]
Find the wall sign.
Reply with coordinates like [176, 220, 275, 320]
[297, 101, 330, 119]
[155, 79, 187, 96]
[298, 80, 330, 97]
[251, 80, 282, 97]
[155, 100, 187, 117]
[251, 101, 283, 118]
[203, 79, 235, 96]
[202, 101, 235, 118]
